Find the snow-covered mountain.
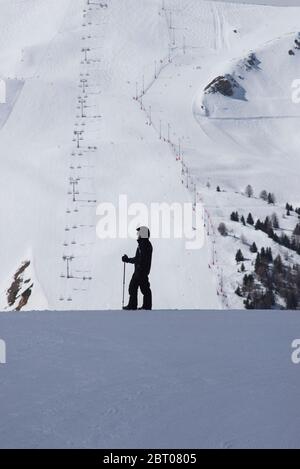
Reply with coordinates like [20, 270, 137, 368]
[1, 0, 300, 310]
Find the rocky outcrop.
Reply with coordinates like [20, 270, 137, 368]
[204, 74, 239, 97]
[204, 74, 246, 100]
[6, 260, 33, 311]
[289, 32, 300, 55]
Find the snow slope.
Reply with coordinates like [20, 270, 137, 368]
[214, 1, 300, 5]
[144, 0, 300, 199]
[0, 0, 300, 310]
[0, 309, 300, 448]
[141, 0, 300, 307]
[0, 0, 220, 310]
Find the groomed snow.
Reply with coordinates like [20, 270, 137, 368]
[0, 309, 300, 449]
[213, 1, 300, 5]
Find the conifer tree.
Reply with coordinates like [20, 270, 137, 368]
[245, 184, 254, 198]
[247, 213, 254, 225]
[260, 190, 268, 201]
[235, 249, 244, 263]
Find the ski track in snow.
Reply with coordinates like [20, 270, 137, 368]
[212, 2, 224, 51]
[207, 115, 300, 120]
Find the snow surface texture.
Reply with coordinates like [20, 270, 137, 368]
[1, 0, 300, 310]
[0, 309, 300, 449]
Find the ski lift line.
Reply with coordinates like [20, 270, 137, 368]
[135, 53, 175, 101]
[59, 2, 105, 304]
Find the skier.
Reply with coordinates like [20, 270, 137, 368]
[122, 226, 153, 310]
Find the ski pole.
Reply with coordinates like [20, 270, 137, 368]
[122, 262, 126, 309]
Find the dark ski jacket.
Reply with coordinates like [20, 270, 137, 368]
[127, 239, 153, 277]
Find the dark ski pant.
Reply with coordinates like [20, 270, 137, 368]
[128, 273, 152, 310]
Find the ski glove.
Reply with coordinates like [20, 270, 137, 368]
[122, 255, 129, 263]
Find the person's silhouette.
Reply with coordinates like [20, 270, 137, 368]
[122, 226, 153, 310]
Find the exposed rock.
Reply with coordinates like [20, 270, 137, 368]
[6, 260, 33, 311]
[238, 53, 261, 72]
[16, 287, 33, 311]
[7, 261, 30, 307]
[204, 75, 238, 97]
[290, 32, 300, 53]
[204, 74, 245, 100]
[245, 53, 260, 70]
[203, 51, 260, 102]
